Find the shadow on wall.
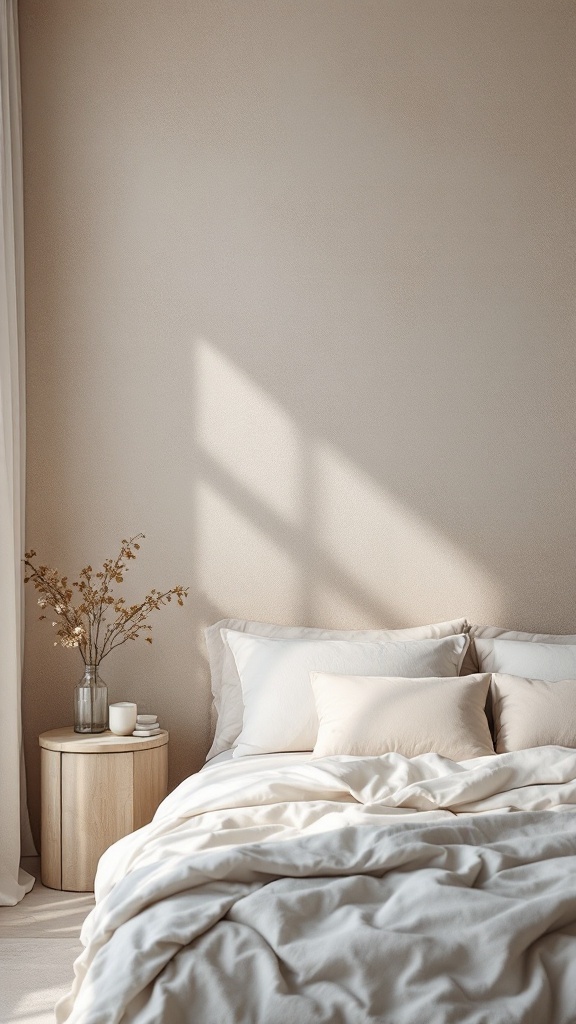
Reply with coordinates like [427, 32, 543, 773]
[191, 337, 504, 632]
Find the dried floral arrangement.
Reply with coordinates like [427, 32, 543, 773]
[24, 534, 188, 667]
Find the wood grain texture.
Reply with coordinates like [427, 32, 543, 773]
[39, 731, 170, 892]
[133, 745, 168, 830]
[40, 748, 61, 890]
[61, 752, 134, 891]
[39, 727, 168, 754]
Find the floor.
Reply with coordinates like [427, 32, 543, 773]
[0, 859, 94, 1024]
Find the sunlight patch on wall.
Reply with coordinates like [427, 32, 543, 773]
[195, 339, 300, 524]
[315, 441, 502, 624]
[193, 337, 502, 627]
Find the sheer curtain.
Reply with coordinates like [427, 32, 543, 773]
[0, 0, 34, 905]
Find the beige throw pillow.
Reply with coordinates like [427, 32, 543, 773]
[310, 672, 494, 761]
[491, 673, 576, 753]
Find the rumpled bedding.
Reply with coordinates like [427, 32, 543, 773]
[56, 747, 576, 1024]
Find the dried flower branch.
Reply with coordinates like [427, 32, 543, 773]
[24, 534, 188, 666]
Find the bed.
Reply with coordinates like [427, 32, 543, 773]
[56, 619, 576, 1024]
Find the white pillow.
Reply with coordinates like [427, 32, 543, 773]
[311, 672, 494, 761]
[475, 638, 576, 680]
[491, 673, 576, 753]
[204, 617, 469, 759]
[226, 631, 470, 757]
[463, 624, 576, 674]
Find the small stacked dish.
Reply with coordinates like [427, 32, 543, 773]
[133, 714, 161, 737]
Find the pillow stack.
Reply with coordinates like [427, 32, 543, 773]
[204, 617, 576, 763]
[467, 624, 576, 754]
[205, 617, 471, 759]
[224, 629, 470, 758]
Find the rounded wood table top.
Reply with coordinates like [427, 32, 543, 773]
[39, 726, 169, 753]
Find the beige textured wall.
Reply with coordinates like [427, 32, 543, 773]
[19, 0, 575, 842]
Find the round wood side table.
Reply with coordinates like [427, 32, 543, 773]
[39, 727, 169, 892]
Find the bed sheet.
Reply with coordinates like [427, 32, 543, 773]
[57, 747, 576, 1023]
[203, 748, 313, 768]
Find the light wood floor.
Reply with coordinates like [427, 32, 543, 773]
[0, 858, 94, 1024]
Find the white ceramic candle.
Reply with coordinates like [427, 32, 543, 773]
[109, 702, 138, 736]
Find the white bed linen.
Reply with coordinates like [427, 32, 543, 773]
[57, 748, 576, 1024]
[203, 749, 312, 768]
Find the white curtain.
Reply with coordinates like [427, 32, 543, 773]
[0, 0, 34, 905]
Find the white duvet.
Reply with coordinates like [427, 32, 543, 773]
[57, 747, 576, 1024]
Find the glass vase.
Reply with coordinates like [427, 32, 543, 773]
[74, 665, 108, 733]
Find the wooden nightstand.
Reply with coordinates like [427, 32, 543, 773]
[39, 727, 169, 892]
